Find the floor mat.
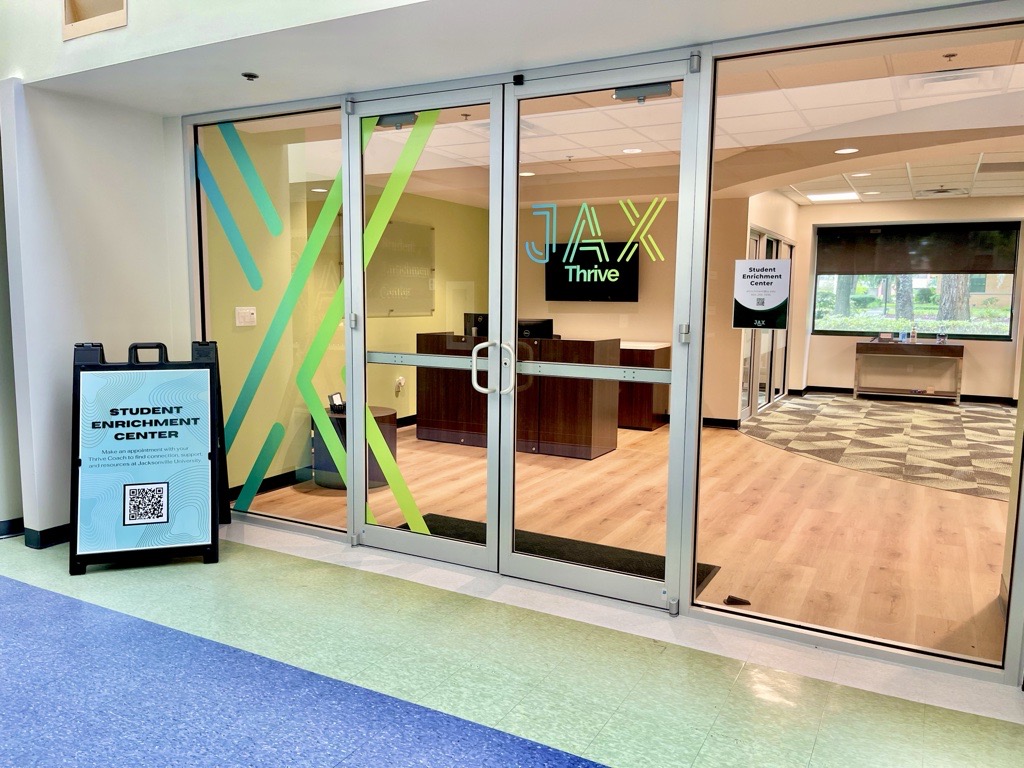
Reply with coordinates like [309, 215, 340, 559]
[741, 393, 1015, 501]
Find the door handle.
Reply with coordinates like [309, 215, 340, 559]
[470, 341, 498, 394]
[499, 342, 516, 395]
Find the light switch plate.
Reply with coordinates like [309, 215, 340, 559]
[235, 307, 257, 327]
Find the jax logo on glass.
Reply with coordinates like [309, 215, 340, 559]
[524, 199, 667, 282]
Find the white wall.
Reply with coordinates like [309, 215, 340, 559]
[795, 197, 1024, 398]
[0, 1, 422, 83]
[0, 143, 23, 525]
[0, 79, 191, 534]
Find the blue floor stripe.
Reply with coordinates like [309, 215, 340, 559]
[0, 576, 603, 768]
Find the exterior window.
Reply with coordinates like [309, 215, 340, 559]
[812, 222, 1020, 339]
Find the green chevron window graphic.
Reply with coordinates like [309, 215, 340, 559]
[203, 111, 434, 535]
[619, 197, 667, 262]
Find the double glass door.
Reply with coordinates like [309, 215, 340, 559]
[741, 233, 790, 420]
[346, 68, 692, 607]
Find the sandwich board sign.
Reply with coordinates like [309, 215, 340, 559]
[70, 342, 226, 575]
[733, 259, 791, 329]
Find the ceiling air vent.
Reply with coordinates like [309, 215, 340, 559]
[978, 162, 1024, 174]
[915, 187, 969, 198]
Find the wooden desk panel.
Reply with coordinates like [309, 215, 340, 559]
[618, 344, 671, 430]
[415, 333, 620, 460]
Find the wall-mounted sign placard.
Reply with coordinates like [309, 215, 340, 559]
[366, 221, 435, 317]
[70, 342, 227, 575]
[733, 259, 791, 329]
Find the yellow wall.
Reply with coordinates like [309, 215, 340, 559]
[366, 193, 489, 419]
[204, 130, 345, 486]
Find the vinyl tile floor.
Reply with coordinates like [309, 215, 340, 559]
[1, 524, 1023, 767]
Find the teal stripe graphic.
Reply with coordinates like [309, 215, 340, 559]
[196, 148, 264, 291]
[224, 168, 343, 451]
[225, 123, 376, 453]
[218, 124, 284, 237]
[233, 422, 286, 511]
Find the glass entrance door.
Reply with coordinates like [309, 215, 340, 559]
[348, 87, 502, 570]
[501, 74, 688, 606]
[346, 69, 693, 606]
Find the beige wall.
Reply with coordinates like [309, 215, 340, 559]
[701, 197, 750, 421]
[517, 201, 679, 344]
[795, 197, 1024, 398]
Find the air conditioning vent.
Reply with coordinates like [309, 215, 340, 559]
[915, 187, 969, 198]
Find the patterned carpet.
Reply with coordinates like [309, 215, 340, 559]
[740, 392, 1017, 502]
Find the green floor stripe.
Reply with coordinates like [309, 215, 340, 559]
[219, 123, 284, 237]
[233, 423, 286, 511]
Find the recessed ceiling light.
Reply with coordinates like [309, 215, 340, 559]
[863, 191, 881, 196]
[834, 147, 859, 155]
[806, 191, 860, 202]
[311, 188, 328, 193]
[622, 148, 643, 154]
[850, 172, 871, 178]
[519, 171, 536, 177]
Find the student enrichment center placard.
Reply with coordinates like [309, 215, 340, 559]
[76, 368, 212, 555]
[733, 259, 791, 329]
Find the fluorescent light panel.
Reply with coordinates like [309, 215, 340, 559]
[806, 191, 860, 202]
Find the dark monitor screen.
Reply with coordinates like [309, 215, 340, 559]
[544, 243, 640, 302]
[462, 313, 554, 339]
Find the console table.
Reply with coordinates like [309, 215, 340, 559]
[854, 341, 964, 404]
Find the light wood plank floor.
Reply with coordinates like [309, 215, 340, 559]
[250, 423, 1009, 661]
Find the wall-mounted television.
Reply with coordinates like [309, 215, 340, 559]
[544, 243, 640, 302]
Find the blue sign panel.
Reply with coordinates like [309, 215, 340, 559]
[76, 368, 213, 555]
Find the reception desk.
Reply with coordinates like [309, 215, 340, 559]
[854, 340, 964, 404]
[416, 333, 619, 459]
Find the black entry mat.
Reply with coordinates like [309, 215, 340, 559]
[399, 513, 719, 595]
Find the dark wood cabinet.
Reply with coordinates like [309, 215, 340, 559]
[416, 333, 620, 460]
[618, 343, 671, 430]
[415, 333, 487, 446]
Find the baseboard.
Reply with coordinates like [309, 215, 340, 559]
[702, 417, 740, 429]
[999, 575, 1010, 620]
[787, 388, 807, 397]
[229, 470, 306, 501]
[0, 517, 25, 538]
[960, 394, 1017, 406]
[802, 386, 1015, 406]
[24, 524, 71, 550]
[397, 415, 416, 428]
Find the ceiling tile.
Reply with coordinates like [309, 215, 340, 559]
[562, 127, 650, 147]
[717, 111, 807, 134]
[727, 127, 809, 146]
[771, 57, 890, 89]
[716, 91, 794, 118]
[785, 78, 896, 110]
[608, 101, 683, 127]
[889, 40, 1018, 76]
[520, 135, 585, 153]
[527, 110, 624, 134]
[802, 101, 897, 130]
[635, 123, 682, 142]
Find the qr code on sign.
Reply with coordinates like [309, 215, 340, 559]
[123, 482, 169, 526]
